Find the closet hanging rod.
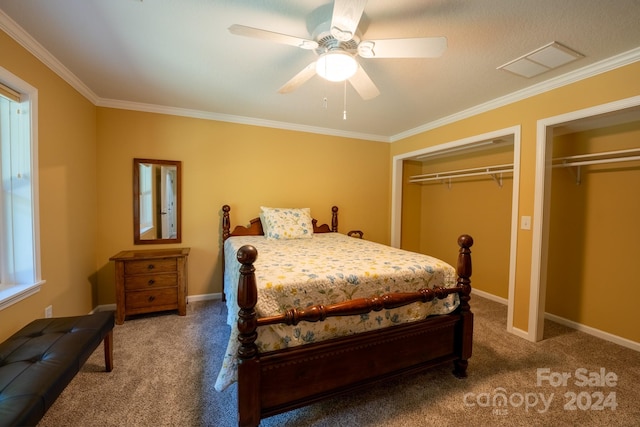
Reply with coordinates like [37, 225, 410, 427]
[553, 147, 640, 164]
[408, 164, 513, 183]
[552, 155, 640, 168]
[409, 169, 514, 183]
[409, 163, 513, 180]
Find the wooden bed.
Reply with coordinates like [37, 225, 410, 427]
[221, 205, 473, 427]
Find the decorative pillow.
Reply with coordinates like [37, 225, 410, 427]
[260, 206, 313, 240]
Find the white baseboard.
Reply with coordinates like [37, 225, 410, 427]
[471, 290, 536, 341]
[544, 312, 640, 352]
[471, 288, 508, 305]
[508, 325, 533, 341]
[92, 293, 222, 314]
[92, 303, 116, 313]
[473, 290, 639, 352]
[94, 289, 639, 353]
[187, 293, 222, 302]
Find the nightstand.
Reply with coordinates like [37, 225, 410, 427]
[110, 248, 190, 324]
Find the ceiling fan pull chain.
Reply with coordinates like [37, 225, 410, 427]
[343, 81, 347, 120]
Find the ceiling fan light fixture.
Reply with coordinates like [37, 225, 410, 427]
[316, 51, 358, 82]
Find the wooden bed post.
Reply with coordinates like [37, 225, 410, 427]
[236, 245, 261, 427]
[331, 206, 338, 232]
[222, 205, 231, 241]
[223, 205, 474, 425]
[221, 205, 232, 302]
[453, 234, 473, 378]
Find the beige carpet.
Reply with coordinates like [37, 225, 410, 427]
[38, 296, 640, 426]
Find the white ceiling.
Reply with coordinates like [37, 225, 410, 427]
[1, 0, 640, 142]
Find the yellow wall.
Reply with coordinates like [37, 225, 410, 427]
[1, 29, 390, 341]
[0, 31, 98, 341]
[2, 24, 640, 345]
[403, 146, 514, 299]
[391, 61, 640, 335]
[546, 122, 640, 342]
[95, 108, 391, 304]
[400, 160, 422, 253]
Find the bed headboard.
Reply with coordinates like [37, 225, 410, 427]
[222, 205, 338, 241]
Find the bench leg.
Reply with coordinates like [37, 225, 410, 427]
[103, 330, 114, 372]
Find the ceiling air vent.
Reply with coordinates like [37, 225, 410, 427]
[497, 42, 584, 78]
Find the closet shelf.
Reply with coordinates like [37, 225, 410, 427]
[408, 163, 514, 188]
[552, 148, 640, 184]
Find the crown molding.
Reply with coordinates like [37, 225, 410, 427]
[391, 47, 640, 142]
[0, 10, 99, 104]
[2, 9, 637, 143]
[1, 10, 388, 142]
[97, 98, 389, 142]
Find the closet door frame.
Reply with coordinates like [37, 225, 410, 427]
[391, 125, 521, 334]
[532, 95, 640, 344]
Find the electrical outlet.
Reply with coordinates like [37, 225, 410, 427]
[45, 305, 53, 318]
[521, 216, 532, 230]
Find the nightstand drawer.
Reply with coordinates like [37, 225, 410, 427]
[125, 288, 178, 310]
[124, 258, 177, 275]
[124, 274, 178, 290]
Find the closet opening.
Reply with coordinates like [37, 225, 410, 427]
[532, 96, 640, 350]
[391, 126, 521, 333]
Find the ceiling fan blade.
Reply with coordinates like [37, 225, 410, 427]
[358, 37, 447, 58]
[348, 65, 380, 100]
[278, 62, 318, 94]
[228, 24, 318, 50]
[331, 0, 368, 41]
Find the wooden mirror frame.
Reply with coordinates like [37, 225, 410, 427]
[133, 158, 182, 244]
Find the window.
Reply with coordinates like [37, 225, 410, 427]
[0, 69, 42, 310]
[139, 163, 153, 233]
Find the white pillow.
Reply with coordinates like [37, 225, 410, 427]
[260, 206, 313, 240]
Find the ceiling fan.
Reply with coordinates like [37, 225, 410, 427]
[228, 0, 447, 100]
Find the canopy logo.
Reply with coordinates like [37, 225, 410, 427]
[463, 367, 618, 415]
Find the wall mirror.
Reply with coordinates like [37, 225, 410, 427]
[133, 158, 182, 244]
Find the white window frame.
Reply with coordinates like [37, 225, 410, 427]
[0, 66, 43, 310]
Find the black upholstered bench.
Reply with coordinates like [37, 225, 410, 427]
[0, 311, 115, 427]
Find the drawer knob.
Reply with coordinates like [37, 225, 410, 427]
[148, 295, 156, 302]
[147, 264, 155, 270]
[148, 279, 155, 286]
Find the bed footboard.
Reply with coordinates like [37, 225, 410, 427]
[235, 235, 473, 427]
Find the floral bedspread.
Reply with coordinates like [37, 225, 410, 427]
[214, 233, 459, 391]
